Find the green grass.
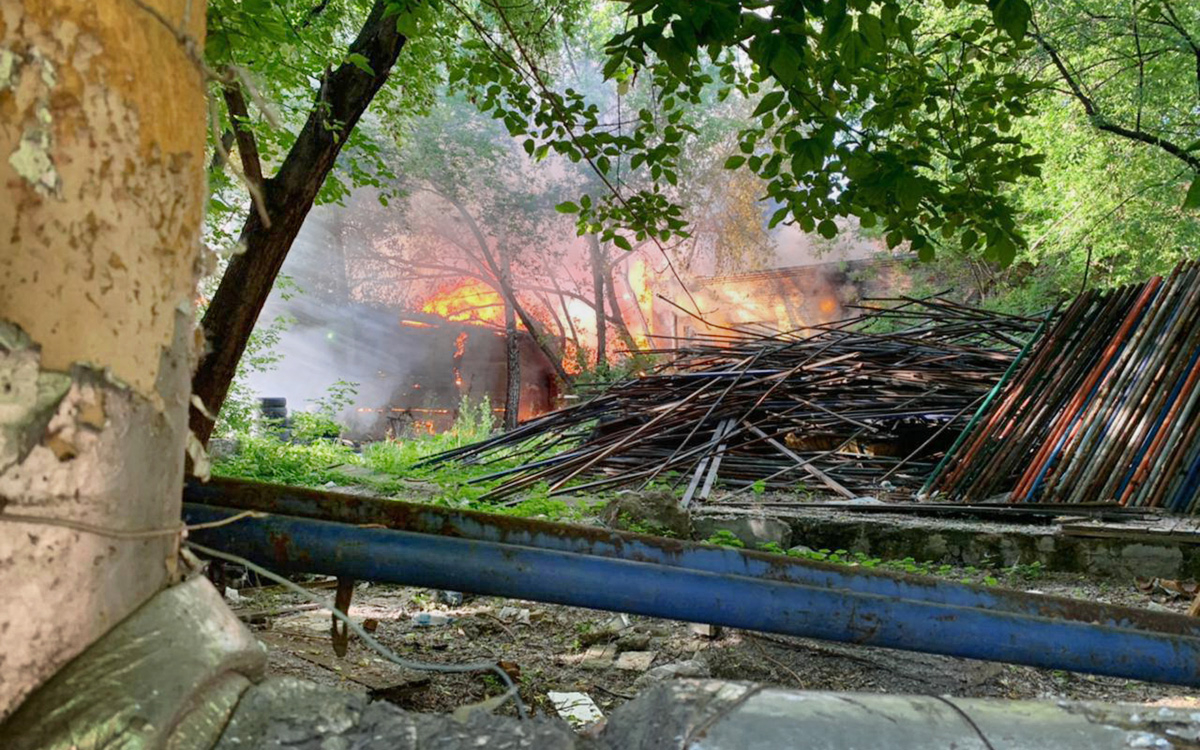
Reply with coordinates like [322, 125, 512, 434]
[211, 393, 582, 518]
[212, 435, 360, 487]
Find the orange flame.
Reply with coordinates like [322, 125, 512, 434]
[421, 278, 506, 326]
[454, 331, 469, 358]
[627, 258, 654, 349]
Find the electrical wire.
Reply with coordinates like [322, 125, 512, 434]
[185, 541, 528, 719]
[0, 509, 266, 539]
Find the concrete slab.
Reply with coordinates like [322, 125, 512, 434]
[694, 505, 1200, 579]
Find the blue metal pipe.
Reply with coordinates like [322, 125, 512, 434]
[184, 479, 1200, 637]
[186, 503, 1200, 686]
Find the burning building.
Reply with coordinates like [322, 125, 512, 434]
[247, 298, 559, 439]
[657, 257, 912, 341]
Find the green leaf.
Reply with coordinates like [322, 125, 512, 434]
[345, 53, 374, 76]
[817, 219, 838, 239]
[652, 36, 692, 78]
[612, 234, 633, 251]
[603, 53, 626, 80]
[753, 91, 785, 117]
[395, 11, 419, 38]
[823, 0, 849, 42]
[859, 14, 885, 50]
[769, 40, 803, 86]
[840, 32, 869, 69]
[990, 234, 1017, 266]
[991, 0, 1031, 42]
[555, 201, 580, 214]
[724, 155, 747, 169]
[1184, 176, 1200, 210]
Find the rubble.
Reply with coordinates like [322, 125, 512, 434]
[420, 297, 1037, 501]
[547, 691, 604, 729]
[633, 658, 710, 690]
[692, 514, 791, 550]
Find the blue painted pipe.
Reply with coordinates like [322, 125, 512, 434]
[183, 479, 1200, 637]
[186, 504, 1200, 687]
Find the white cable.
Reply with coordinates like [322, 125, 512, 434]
[186, 541, 528, 719]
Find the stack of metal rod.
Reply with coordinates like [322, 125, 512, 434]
[928, 262, 1200, 513]
[420, 298, 1038, 503]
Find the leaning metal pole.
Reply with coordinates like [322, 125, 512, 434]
[186, 477, 1200, 687]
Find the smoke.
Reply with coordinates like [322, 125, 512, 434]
[234, 67, 893, 435]
[245, 202, 416, 436]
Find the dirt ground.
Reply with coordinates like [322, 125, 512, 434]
[223, 568, 1200, 721]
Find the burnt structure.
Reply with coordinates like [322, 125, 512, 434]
[678, 257, 911, 337]
[257, 302, 558, 439]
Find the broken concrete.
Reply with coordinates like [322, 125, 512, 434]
[614, 651, 657, 672]
[692, 513, 792, 550]
[600, 490, 691, 538]
[215, 677, 590, 750]
[603, 680, 1200, 749]
[696, 505, 1200, 579]
[632, 658, 710, 690]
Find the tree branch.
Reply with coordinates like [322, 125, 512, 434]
[191, 0, 408, 445]
[221, 77, 264, 191]
[443, 192, 573, 384]
[208, 129, 236, 174]
[1034, 30, 1200, 171]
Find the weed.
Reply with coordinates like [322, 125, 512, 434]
[212, 434, 358, 486]
[706, 529, 745, 548]
[1007, 561, 1045, 581]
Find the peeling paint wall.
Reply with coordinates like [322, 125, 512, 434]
[0, 0, 206, 719]
[0, 0, 206, 397]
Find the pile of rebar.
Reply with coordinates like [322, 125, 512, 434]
[421, 298, 1039, 503]
[928, 262, 1200, 513]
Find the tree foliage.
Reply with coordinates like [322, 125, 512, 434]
[457, 0, 1042, 265]
[977, 0, 1200, 299]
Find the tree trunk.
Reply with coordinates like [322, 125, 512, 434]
[500, 244, 521, 430]
[605, 263, 641, 352]
[588, 235, 607, 369]
[190, 0, 407, 445]
[0, 0, 206, 718]
[443, 194, 574, 385]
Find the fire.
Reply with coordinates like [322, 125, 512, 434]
[421, 278, 506, 327]
[627, 258, 655, 349]
[454, 331, 469, 358]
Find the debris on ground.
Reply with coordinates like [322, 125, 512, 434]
[600, 491, 692, 538]
[419, 298, 1040, 501]
[410, 611, 454, 627]
[633, 659, 710, 689]
[546, 691, 604, 728]
[224, 574, 1199, 721]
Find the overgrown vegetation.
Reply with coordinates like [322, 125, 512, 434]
[211, 388, 595, 517]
